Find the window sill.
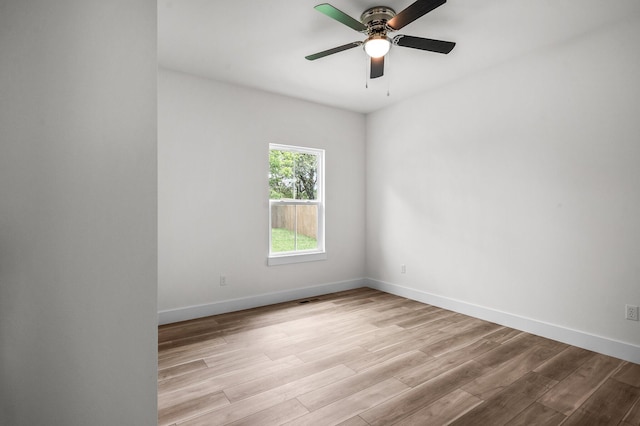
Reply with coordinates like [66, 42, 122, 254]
[267, 251, 327, 266]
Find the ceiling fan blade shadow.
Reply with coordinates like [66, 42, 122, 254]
[305, 42, 362, 61]
[314, 4, 367, 32]
[393, 35, 455, 54]
[387, 0, 446, 31]
[370, 56, 384, 79]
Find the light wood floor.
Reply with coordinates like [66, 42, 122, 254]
[158, 288, 640, 426]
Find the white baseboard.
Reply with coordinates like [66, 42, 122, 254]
[158, 278, 367, 325]
[366, 278, 640, 364]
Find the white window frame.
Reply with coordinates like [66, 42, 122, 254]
[268, 144, 326, 266]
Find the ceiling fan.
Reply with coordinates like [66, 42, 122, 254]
[305, 0, 455, 79]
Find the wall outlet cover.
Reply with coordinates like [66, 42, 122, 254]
[625, 304, 639, 321]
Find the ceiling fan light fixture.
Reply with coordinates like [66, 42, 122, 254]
[364, 35, 391, 58]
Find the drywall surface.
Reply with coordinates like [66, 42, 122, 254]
[366, 13, 640, 348]
[158, 69, 366, 313]
[0, 1, 158, 424]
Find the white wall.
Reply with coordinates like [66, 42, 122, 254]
[366, 14, 640, 355]
[158, 69, 366, 318]
[0, 1, 157, 424]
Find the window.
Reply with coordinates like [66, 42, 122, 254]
[268, 144, 325, 265]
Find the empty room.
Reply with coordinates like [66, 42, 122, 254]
[156, 0, 640, 424]
[2, 0, 639, 425]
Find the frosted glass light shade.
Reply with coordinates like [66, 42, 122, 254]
[364, 36, 390, 58]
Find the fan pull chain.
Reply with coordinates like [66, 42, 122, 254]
[365, 53, 369, 89]
[386, 50, 391, 96]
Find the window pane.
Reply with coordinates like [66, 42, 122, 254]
[271, 204, 295, 252]
[269, 150, 294, 200]
[270, 204, 318, 253]
[296, 204, 318, 250]
[293, 153, 318, 200]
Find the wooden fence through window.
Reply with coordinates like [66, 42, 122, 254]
[271, 204, 317, 239]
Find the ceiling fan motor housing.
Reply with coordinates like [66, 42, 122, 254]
[360, 6, 396, 35]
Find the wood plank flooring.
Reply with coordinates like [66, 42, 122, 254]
[158, 288, 640, 425]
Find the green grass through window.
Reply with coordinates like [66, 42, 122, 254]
[271, 228, 317, 252]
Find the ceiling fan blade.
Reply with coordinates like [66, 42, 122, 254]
[305, 42, 362, 61]
[387, 0, 446, 31]
[314, 4, 367, 32]
[370, 56, 384, 79]
[393, 35, 455, 54]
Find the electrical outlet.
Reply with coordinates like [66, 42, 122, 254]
[401, 264, 406, 274]
[625, 304, 639, 321]
[220, 275, 227, 286]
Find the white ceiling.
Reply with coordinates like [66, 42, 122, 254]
[158, 0, 639, 114]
